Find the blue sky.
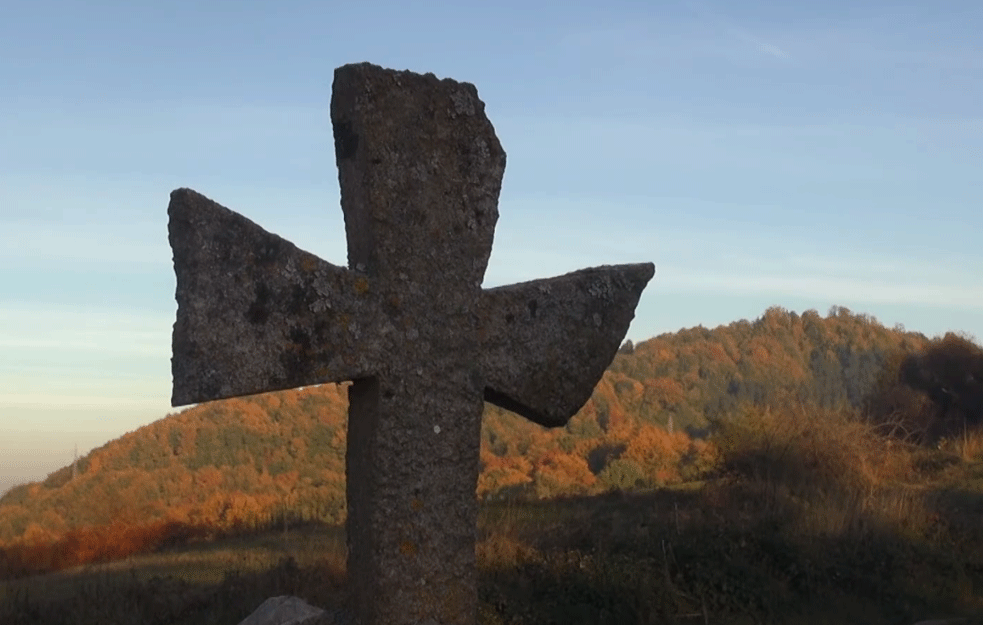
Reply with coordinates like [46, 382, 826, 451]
[2, 0, 981, 493]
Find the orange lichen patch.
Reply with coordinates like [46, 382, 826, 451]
[300, 255, 318, 272]
[411, 498, 424, 511]
[399, 540, 417, 556]
[354, 276, 370, 295]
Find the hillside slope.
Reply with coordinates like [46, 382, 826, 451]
[0, 306, 933, 544]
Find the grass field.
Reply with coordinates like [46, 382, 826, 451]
[6, 406, 983, 624]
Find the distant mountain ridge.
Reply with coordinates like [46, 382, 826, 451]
[0, 305, 934, 545]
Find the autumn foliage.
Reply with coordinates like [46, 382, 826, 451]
[3, 305, 978, 580]
[864, 332, 983, 444]
[0, 518, 211, 579]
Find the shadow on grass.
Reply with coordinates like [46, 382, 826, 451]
[0, 523, 348, 625]
[478, 487, 983, 625]
[5, 480, 983, 624]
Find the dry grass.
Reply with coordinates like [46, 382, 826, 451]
[710, 403, 935, 539]
[6, 405, 983, 624]
[936, 428, 983, 464]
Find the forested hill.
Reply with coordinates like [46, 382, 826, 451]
[610, 305, 930, 434]
[0, 306, 934, 545]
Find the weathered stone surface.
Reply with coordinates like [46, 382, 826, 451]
[169, 189, 375, 406]
[480, 265, 656, 427]
[236, 595, 324, 625]
[168, 61, 655, 625]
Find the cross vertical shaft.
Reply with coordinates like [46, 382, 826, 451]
[332, 64, 506, 622]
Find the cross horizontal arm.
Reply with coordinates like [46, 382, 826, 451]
[169, 189, 377, 406]
[478, 263, 655, 427]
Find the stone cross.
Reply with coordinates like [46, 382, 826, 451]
[168, 62, 654, 625]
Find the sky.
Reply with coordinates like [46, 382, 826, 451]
[2, 0, 981, 494]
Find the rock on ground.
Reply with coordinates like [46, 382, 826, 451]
[236, 596, 325, 625]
